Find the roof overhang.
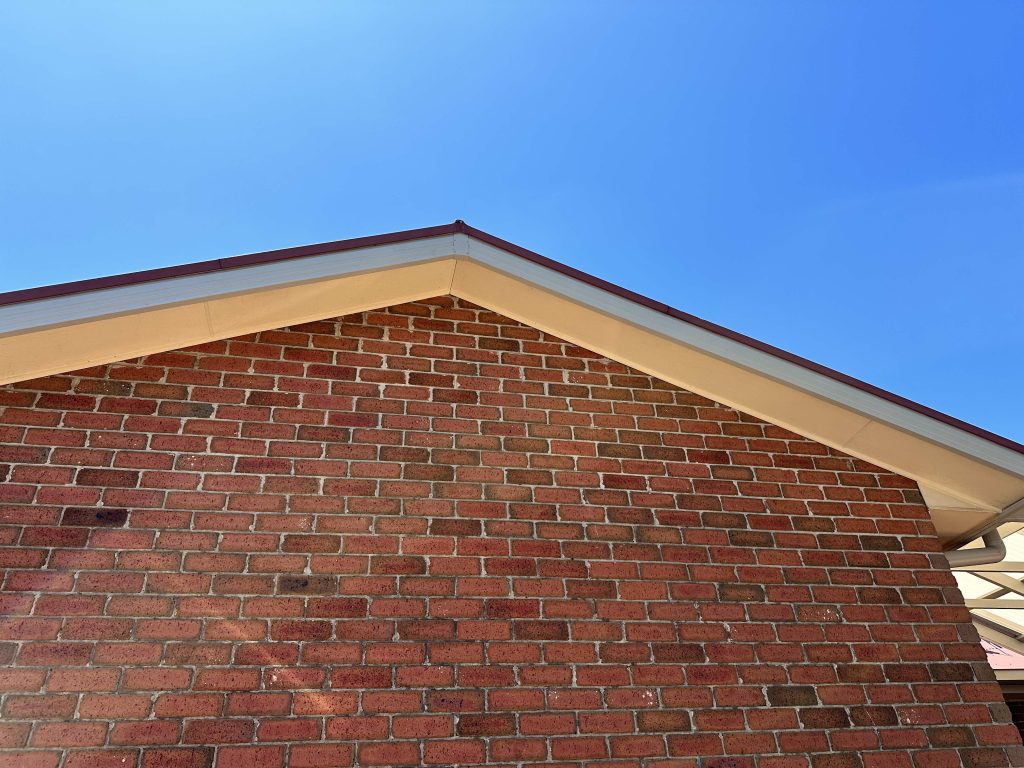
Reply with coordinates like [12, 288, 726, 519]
[2, 222, 1022, 546]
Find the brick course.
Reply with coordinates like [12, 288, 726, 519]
[0, 296, 1020, 767]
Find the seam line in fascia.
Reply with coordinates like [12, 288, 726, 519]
[447, 258, 460, 296]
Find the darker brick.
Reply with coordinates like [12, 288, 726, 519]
[567, 579, 616, 599]
[766, 686, 817, 707]
[848, 706, 898, 727]
[277, 576, 336, 595]
[856, 587, 902, 604]
[700, 759, 753, 768]
[60, 508, 129, 527]
[810, 755, 862, 768]
[429, 519, 482, 536]
[927, 726, 976, 748]
[860, 535, 902, 551]
[930, 662, 975, 682]
[653, 643, 706, 663]
[506, 469, 553, 486]
[245, 392, 300, 407]
[270, 621, 331, 641]
[306, 598, 368, 618]
[514, 621, 568, 641]
[159, 402, 216, 418]
[799, 707, 850, 729]
[434, 388, 478, 403]
[397, 620, 455, 641]
[837, 664, 885, 684]
[76, 469, 139, 487]
[141, 748, 215, 768]
[77, 379, 132, 396]
[370, 556, 426, 575]
[702, 512, 748, 529]
[711, 465, 754, 480]
[718, 584, 765, 602]
[295, 426, 350, 443]
[638, 710, 691, 732]
[729, 530, 774, 547]
[457, 714, 515, 736]
[307, 364, 357, 381]
[597, 443, 642, 459]
[486, 599, 540, 619]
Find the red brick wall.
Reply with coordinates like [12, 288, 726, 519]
[0, 296, 1019, 768]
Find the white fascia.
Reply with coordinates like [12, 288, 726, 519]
[0, 235, 459, 336]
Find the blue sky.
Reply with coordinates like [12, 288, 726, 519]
[2, 3, 1022, 440]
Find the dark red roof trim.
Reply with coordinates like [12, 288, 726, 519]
[2, 220, 1022, 457]
[0, 223, 461, 308]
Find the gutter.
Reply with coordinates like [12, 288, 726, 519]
[947, 496, 1024, 568]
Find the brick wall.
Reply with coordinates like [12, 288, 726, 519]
[0, 296, 1020, 768]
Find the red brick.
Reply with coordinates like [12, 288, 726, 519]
[552, 736, 608, 760]
[46, 668, 118, 692]
[0, 297, 1016, 768]
[458, 713, 516, 736]
[363, 690, 422, 713]
[79, 694, 151, 719]
[394, 715, 454, 738]
[225, 691, 290, 715]
[256, 717, 319, 741]
[31, 722, 108, 747]
[0, 722, 29, 748]
[4, 694, 77, 719]
[215, 746, 284, 768]
[521, 713, 576, 735]
[289, 743, 354, 767]
[154, 693, 222, 718]
[326, 716, 389, 740]
[194, 668, 260, 691]
[140, 749, 214, 768]
[423, 739, 485, 764]
[182, 719, 254, 744]
[110, 720, 181, 745]
[0, 754, 61, 768]
[358, 743, 420, 766]
[65, 752, 139, 768]
[293, 691, 358, 715]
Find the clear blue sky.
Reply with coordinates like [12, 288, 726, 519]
[2, 3, 1022, 441]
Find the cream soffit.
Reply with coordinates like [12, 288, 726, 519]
[1, 229, 1022, 546]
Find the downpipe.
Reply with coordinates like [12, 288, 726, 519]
[945, 496, 1024, 569]
[945, 529, 1006, 568]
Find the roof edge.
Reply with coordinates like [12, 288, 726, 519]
[0, 223, 462, 309]
[2, 220, 1022, 458]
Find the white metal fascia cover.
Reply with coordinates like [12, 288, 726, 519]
[1, 221, 1022, 546]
